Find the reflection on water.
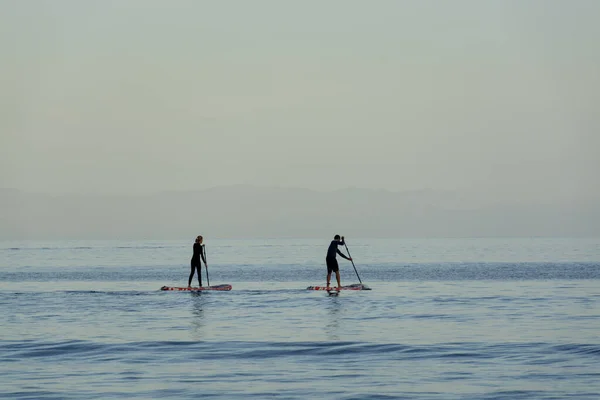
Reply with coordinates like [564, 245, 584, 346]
[190, 293, 205, 339]
[324, 294, 341, 341]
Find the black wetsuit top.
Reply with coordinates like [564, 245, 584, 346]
[191, 243, 205, 265]
[326, 239, 346, 259]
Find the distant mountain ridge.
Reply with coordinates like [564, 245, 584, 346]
[1, 186, 598, 239]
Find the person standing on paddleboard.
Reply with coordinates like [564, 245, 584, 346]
[326, 235, 352, 289]
[188, 235, 207, 288]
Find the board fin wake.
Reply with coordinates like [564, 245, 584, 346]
[161, 285, 232, 291]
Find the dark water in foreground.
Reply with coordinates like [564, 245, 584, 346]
[1, 238, 599, 399]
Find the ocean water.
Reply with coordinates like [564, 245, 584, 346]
[1, 237, 600, 399]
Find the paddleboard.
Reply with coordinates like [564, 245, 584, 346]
[306, 283, 371, 291]
[161, 284, 232, 291]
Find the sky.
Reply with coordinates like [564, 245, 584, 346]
[2, 0, 599, 205]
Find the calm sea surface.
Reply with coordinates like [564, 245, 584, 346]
[1, 238, 599, 399]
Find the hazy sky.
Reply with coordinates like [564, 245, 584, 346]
[2, 0, 599, 203]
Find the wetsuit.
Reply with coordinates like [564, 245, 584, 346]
[189, 243, 206, 286]
[326, 239, 347, 274]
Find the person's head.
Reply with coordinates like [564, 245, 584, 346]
[196, 235, 203, 244]
[334, 234, 340, 240]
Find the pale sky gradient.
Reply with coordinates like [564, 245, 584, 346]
[2, 0, 599, 204]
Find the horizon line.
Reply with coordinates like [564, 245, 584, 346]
[0, 185, 442, 196]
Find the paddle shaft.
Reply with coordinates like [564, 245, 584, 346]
[203, 245, 210, 286]
[344, 242, 363, 284]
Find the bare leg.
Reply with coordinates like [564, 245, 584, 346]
[326, 272, 332, 287]
[335, 271, 341, 289]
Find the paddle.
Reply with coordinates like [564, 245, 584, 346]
[203, 244, 210, 287]
[343, 239, 363, 285]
